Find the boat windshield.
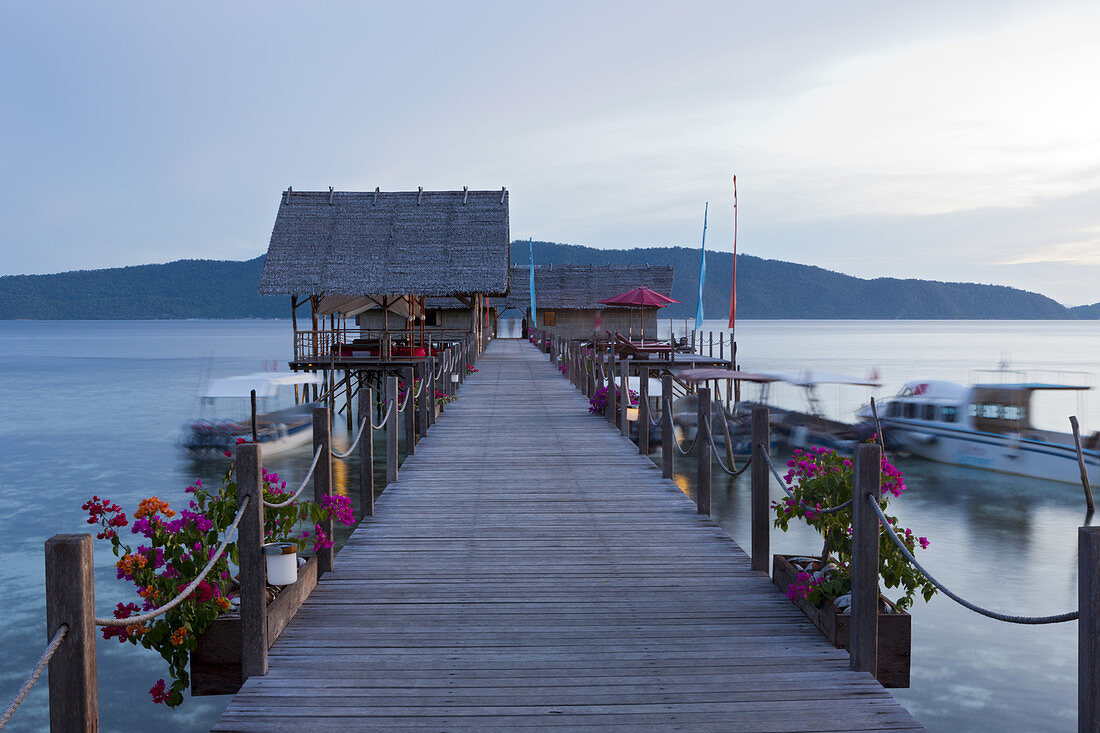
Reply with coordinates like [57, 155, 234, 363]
[969, 387, 1030, 434]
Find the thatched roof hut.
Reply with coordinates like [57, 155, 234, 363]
[259, 188, 510, 299]
[496, 264, 674, 311]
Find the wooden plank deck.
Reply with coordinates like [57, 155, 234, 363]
[214, 339, 924, 732]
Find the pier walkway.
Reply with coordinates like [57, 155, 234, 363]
[214, 340, 923, 731]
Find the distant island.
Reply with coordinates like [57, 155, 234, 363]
[1, 241, 1096, 320]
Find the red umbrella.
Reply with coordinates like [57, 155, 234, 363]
[598, 287, 680, 308]
[597, 287, 680, 339]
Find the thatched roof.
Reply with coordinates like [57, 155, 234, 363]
[495, 264, 674, 311]
[258, 188, 510, 298]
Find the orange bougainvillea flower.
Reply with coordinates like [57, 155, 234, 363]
[135, 497, 175, 520]
[169, 627, 188, 646]
[115, 554, 148, 578]
[138, 585, 161, 602]
[216, 597, 232, 612]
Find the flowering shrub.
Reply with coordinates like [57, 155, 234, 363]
[588, 386, 638, 415]
[83, 441, 354, 707]
[558, 362, 569, 376]
[466, 363, 478, 375]
[772, 443, 935, 611]
[435, 389, 455, 409]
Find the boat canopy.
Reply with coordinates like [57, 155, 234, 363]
[758, 370, 882, 388]
[973, 382, 1091, 391]
[201, 372, 323, 399]
[674, 368, 777, 384]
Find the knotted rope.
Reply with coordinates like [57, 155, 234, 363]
[372, 399, 395, 430]
[330, 418, 367, 459]
[869, 497, 1077, 624]
[263, 445, 324, 508]
[96, 496, 250, 627]
[0, 625, 68, 729]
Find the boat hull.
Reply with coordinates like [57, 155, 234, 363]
[882, 418, 1100, 484]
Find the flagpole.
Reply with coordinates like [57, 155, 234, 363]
[695, 202, 708, 332]
[529, 238, 536, 330]
[728, 176, 738, 339]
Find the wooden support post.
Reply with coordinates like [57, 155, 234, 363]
[418, 363, 429, 438]
[1071, 416, 1095, 511]
[404, 367, 416, 456]
[343, 371, 352, 432]
[358, 383, 374, 517]
[385, 376, 398, 485]
[719, 334, 724, 360]
[605, 350, 616, 424]
[751, 406, 770, 572]
[426, 357, 436, 427]
[1080, 526, 1100, 732]
[850, 443, 881, 676]
[312, 407, 334, 574]
[639, 366, 650, 455]
[586, 350, 596, 398]
[44, 533, 97, 731]
[662, 374, 674, 480]
[709, 331, 713, 357]
[696, 387, 712, 515]
[236, 442, 267, 679]
[620, 360, 630, 437]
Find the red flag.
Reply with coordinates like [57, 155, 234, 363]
[727, 175, 738, 332]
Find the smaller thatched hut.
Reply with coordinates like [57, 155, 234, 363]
[495, 264, 675, 339]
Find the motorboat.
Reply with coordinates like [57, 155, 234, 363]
[183, 372, 323, 457]
[866, 376, 1100, 484]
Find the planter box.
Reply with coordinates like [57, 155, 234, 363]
[772, 554, 910, 688]
[191, 555, 319, 696]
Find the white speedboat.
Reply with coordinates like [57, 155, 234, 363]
[868, 378, 1100, 484]
[183, 372, 323, 457]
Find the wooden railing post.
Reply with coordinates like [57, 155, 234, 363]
[619, 360, 630, 437]
[851, 443, 881, 676]
[696, 387, 712, 515]
[1081, 526, 1100, 732]
[419, 363, 430, 438]
[313, 406, 334, 574]
[639, 366, 650, 455]
[751, 406, 770, 572]
[236, 442, 268, 679]
[662, 374, 674, 480]
[358, 384, 375, 517]
[605, 349, 616, 424]
[44, 533, 97, 731]
[586, 350, 596, 398]
[404, 367, 416, 456]
[385, 376, 398, 485]
[426, 356, 436, 427]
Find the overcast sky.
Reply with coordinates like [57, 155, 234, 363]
[3, 1, 1099, 304]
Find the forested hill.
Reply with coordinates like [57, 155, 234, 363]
[0, 244, 1091, 319]
[525, 241, 1079, 320]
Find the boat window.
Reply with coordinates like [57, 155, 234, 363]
[886, 402, 900, 418]
[970, 400, 1029, 433]
[903, 403, 916, 419]
[921, 404, 935, 421]
[941, 406, 957, 423]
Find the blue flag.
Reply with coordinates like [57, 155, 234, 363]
[529, 238, 536, 325]
[695, 202, 708, 330]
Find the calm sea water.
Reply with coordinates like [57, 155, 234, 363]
[2, 319, 1096, 731]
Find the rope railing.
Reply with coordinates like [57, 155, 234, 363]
[95, 495, 250, 627]
[707, 429, 752, 477]
[330, 418, 367, 460]
[0, 625, 68, 730]
[372, 399, 395, 431]
[263, 445, 324, 508]
[869, 497, 1078, 624]
[397, 386, 411, 412]
[762, 448, 852, 515]
[413, 378, 425, 399]
[672, 429, 700, 456]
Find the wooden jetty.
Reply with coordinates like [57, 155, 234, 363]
[214, 339, 922, 731]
